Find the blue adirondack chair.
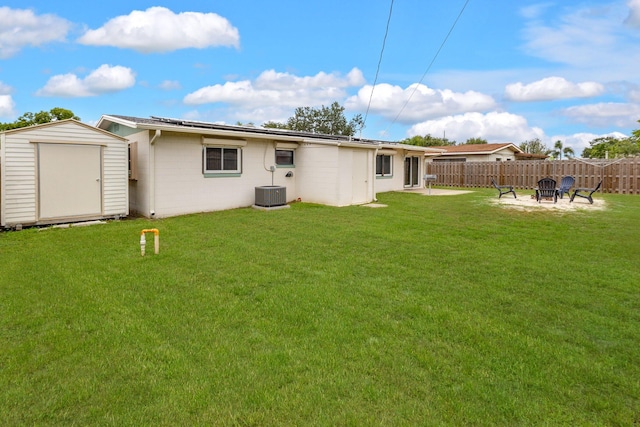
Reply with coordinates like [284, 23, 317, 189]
[558, 176, 575, 199]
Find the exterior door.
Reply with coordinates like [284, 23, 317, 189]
[351, 150, 369, 204]
[404, 156, 420, 187]
[38, 143, 102, 220]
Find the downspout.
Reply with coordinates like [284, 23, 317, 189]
[149, 129, 161, 217]
[372, 148, 379, 201]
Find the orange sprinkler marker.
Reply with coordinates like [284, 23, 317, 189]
[140, 228, 160, 256]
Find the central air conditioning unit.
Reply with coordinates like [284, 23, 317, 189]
[255, 186, 286, 207]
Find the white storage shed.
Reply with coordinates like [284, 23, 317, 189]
[1, 119, 129, 229]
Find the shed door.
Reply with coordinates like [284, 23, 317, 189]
[38, 143, 102, 220]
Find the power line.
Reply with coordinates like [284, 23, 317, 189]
[362, 0, 395, 135]
[385, 0, 471, 135]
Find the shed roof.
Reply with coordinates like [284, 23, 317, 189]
[1, 118, 127, 141]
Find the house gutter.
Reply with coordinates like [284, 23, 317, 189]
[149, 130, 161, 218]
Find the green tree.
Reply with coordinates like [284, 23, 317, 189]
[551, 140, 575, 160]
[401, 134, 456, 147]
[518, 138, 550, 155]
[463, 137, 487, 145]
[632, 120, 640, 140]
[263, 102, 363, 136]
[581, 136, 639, 159]
[262, 121, 289, 130]
[629, 119, 640, 147]
[1, 108, 80, 131]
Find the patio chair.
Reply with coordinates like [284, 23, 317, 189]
[536, 177, 557, 203]
[491, 177, 516, 198]
[570, 180, 602, 204]
[558, 176, 575, 199]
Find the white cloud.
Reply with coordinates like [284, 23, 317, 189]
[505, 76, 604, 102]
[159, 80, 182, 90]
[625, 0, 640, 27]
[550, 131, 629, 155]
[519, 3, 553, 20]
[184, 68, 364, 108]
[254, 68, 365, 90]
[345, 83, 496, 123]
[0, 81, 13, 95]
[521, 3, 640, 76]
[0, 95, 16, 117]
[562, 102, 640, 127]
[0, 7, 70, 59]
[408, 112, 545, 143]
[629, 88, 640, 102]
[36, 65, 136, 97]
[77, 7, 239, 53]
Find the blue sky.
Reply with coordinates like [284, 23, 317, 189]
[1, 0, 639, 154]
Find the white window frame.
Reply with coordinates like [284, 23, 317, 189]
[376, 154, 393, 177]
[203, 146, 242, 175]
[128, 141, 138, 180]
[275, 149, 295, 167]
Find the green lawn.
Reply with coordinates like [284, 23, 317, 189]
[1, 189, 639, 425]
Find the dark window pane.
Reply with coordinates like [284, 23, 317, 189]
[223, 149, 238, 170]
[206, 148, 222, 171]
[275, 149, 294, 165]
[383, 156, 391, 174]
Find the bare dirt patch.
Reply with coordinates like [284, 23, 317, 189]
[491, 194, 606, 211]
[399, 188, 605, 211]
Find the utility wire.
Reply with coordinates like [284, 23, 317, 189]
[362, 0, 394, 136]
[384, 0, 471, 135]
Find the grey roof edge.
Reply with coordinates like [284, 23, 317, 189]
[98, 114, 444, 153]
[99, 114, 377, 144]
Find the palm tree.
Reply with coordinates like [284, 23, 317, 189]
[553, 140, 563, 159]
[563, 146, 575, 159]
[553, 140, 574, 160]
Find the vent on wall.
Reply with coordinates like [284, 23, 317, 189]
[255, 186, 286, 207]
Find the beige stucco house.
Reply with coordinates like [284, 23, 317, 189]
[373, 142, 444, 193]
[1, 120, 129, 229]
[427, 143, 523, 162]
[96, 115, 442, 218]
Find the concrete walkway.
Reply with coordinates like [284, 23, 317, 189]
[401, 188, 474, 196]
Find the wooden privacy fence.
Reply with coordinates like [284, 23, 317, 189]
[425, 158, 640, 194]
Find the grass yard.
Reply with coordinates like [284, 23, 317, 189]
[1, 188, 639, 425]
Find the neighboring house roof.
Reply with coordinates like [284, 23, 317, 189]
[429, 143, 523, 156]
[378, 142, 445, 156]
[515, 152, 549, 160]
[97, 115, 443, 154]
